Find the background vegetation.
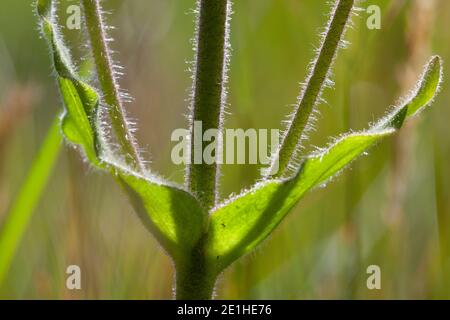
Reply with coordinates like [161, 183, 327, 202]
[0, 0, 449, 299]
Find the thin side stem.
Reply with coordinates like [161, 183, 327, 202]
[81, 0, 144, 172]
[187, 0, 230, 211]
[269, 0, 354, 178]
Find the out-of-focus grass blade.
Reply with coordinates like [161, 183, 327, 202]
[0, 118, 62, 287]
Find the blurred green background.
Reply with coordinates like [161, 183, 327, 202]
[0, 0, 449, 299]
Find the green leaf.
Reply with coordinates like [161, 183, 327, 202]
[405, 55, 442, 117]
[38, 0, 207, 265]
[58, 78, 100, 165]
[205, 56, 443, 273]
[205, 130, 393, 272]
[0, 119, 62, 286]
[376, 55, 442, 130]
[37, 1, 101, 166]
[117, 169, 205, 262]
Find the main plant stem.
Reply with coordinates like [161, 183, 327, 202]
[187, 0, 230, 211]
[179, 0, 230, 300]
[270, 0, 354, 178]
[175, 240, 217, 300]
[81, 0, 144, 172]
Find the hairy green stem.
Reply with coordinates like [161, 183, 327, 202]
[176, 266, 216, 300]
[175, 241, 217, 300]
[81, 0, 144, 172]
[187, 0, 230, 211]
[178, 0, 230, 299]
[270, 0, 354, 177]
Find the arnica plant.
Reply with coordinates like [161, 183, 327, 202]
[34, 0, 442, 299]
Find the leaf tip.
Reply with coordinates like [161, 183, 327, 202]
[425, 54, 443, 88]
[36, 0, 51, 18]
[406, 54, 444, 117]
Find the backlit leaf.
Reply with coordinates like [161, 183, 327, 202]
[117, 169, 205, 262]
[205, 56, 443, 273]
[38, 1, 101, 165]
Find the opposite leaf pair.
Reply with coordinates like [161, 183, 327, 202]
[38, 0, 442, 300]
